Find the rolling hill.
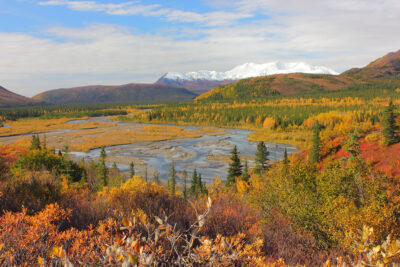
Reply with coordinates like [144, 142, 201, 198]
[0, 86, 41, 108]
[195, 73, 355, 101]
[342, 49, 400, 80]
[196, 50, 400, 101]
[33, 83, 197, 104]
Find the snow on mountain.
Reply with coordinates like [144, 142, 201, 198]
[163, 61, 339, 81]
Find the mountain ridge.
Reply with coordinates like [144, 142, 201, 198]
[342, 49, 400, 80]
[195, 49, 400, 101]
[33, 83, 197, 104]
[0, 85, 42, 108]
[157, 61, 338, 93]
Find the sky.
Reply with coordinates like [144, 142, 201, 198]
[0, 0, 399, 97]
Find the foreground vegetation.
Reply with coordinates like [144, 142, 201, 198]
[0, 98, 400, 266]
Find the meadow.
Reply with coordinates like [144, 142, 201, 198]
[1, 85, 400, 266]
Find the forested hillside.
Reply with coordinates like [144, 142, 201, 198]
[343, 49, 400, 80]
[33, 83, 197, 104]
[196, 50, 400, 102]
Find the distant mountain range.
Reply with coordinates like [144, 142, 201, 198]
[0, 86, 42, 108]
[196, 49, 400, 101]
[33, 83, 197, 105]
[1, 50, 399, 107]
[157, 61, 338, 93]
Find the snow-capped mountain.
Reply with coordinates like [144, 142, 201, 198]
[156, 61, 338, 93]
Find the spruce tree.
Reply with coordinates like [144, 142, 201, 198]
[129, 162, 135, 177]
[168, 161, 176, 195]
[382, 100, 398, 145]
[98, 146, 107, 187]
[43, 135, 47, 150]
[241, 160, 250, 182]
[310, 122, 321, 164]
[344, 128, 361, 161]
[30, 134, 41, 150]
[182, 170, 188, 201]
[198, 173, 208, 195]
[190, 169, 198, 196]
[226, 145, 242, 185]
[283, 148, 288, 165]
[255, 141, 269, 173]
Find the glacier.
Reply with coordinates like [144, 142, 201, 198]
[164, 61, 339, 81]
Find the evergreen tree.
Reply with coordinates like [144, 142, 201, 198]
[30, 134, 41, 150]
[182, 170, 188, 201]
[226, 145, 242, 185]
[283, 148, 288, 165]
[167, 161, 176, 195]
[198, 174, 208, 195]
[344, 128, 362, 161]
[129, 162, 135, 177]
[255, 141, 269, 173]
[43, 135, 47, 150]
[382, 100, 398, 145]
[241, 160, 250, 182]
[98, 146, 107, 187]
[310, 122, 321, 164]
[190, 169, 199, 196]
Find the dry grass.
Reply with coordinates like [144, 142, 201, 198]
[248, 129, 311, 149]
[67, 125, 219, 152]
[0, 118, 115, 137]
[1, 120, 226, 153]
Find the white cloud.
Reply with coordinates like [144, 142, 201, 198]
[1, 0, 400, 96]
[38, 0, 251, 26]
[39, 0, 161, 15]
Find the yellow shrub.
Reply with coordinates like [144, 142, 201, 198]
[365, 132, 382, 143]
[303, 111, 354, 129]
[263, 117, 276, 129]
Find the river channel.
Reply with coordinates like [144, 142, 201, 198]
[67, 117, 296, 182]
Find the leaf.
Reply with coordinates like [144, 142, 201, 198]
[122, 218, 130, 227]
[129, 254, 137, 264]
[134, 241, 140, 253]
[155, 216, 163, 225]
[49, 247, 59, 258]
[166, 228, 171, 235]
[139, 214, 146, 224]
[37, 256, 44, 265]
